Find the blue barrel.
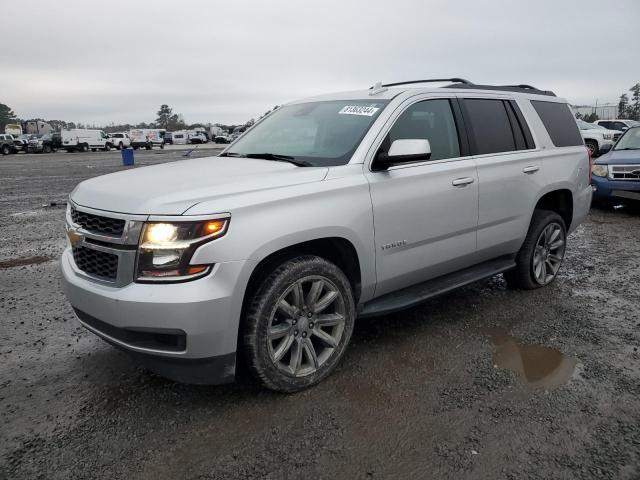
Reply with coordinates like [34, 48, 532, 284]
[121, 148, 134, 166]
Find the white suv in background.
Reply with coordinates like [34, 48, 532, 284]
[576, 119, 621, 156]
[595, 119, 640, 132]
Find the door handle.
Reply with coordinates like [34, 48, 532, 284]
[523, 165, 540, 174]
[452, 177, 475, 187]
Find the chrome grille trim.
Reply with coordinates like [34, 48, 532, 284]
[609, 164, 640, 181]
[66, 201, 148, 287]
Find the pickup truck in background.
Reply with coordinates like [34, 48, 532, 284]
[108, 132, 131, 150]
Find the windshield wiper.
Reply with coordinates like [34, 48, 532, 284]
[219, 151, 312, 166]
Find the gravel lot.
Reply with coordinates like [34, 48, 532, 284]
[1, 149, 639, 479]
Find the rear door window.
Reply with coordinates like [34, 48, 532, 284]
[462, 99, 517, 155]
[530, 100, 583, 147]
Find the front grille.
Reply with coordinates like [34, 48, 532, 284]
[71, 207, 125, 236]
[610, 165, 640, 181]
[613, 133, 621, 142]
[72, 246, 118, 280]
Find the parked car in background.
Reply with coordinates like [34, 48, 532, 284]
[214, 135, 231, 144]
[188, 131, 207, 144]
[27, 134, 57, 153]
[4, 123, 22, 137]
[62, 129, 113, 152]
[164, 132, 173, 145]
[171, 131, 188, 145]
[576, 119, 621, 156]
[0, 134, 16, 155]
[193, 127, 209, 142]
[61, 79, 591, 392]
[108, 132, 131, 150]
[591, 126, 640, 206]
[13, 134, 31, 153]
[595, 119, 640, 132]
[129, 129, 165, 150]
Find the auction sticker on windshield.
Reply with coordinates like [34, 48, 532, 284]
[339, 105, 380, 116]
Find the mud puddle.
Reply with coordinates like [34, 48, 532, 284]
[484, 327, 577, 388]
[0, 255, 52, 269]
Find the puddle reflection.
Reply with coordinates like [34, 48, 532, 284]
[484, 328, 576, 388]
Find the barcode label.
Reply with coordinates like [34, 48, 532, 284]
[338, 105, 380, 116]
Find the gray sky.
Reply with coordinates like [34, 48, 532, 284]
[3, 0, 639, 126]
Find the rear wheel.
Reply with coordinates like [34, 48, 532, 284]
[243, 255, 355, 392]
[585, 140, 598, 157]
[104, 143, 111, 151]
[1, 145, 10, 155]
[118, 142, 123, 150]
[43, 144, 52, 153]
[504, 210, 567, 290]
[81, 144, 89, 152]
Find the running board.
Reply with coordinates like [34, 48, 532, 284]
[359, 256, 516, 318]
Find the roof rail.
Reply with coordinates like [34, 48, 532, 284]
[370, 78, 474, 89]
[444, 82, 556, 97]
[369, 78, 556, 97]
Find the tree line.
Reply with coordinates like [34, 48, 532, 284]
[0, 102, 279, 135]
[616, 83, 640, 120]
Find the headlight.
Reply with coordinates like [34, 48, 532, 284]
[591, 164, 608, 177]
[603, 134, 612, 140]
[136, 218, 228, 282]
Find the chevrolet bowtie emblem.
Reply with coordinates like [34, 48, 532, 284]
[67, 229, 82, 246]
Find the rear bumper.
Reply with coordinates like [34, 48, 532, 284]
[61, 247, 256, 384]
[591, 176, 640, 201]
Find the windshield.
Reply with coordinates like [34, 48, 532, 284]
[224, 100, 389, 166]
[576, 119, 598, 130]
[614, 127, 640, 150]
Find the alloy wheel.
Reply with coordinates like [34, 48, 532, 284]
[532, 222, 565, 285]
[267, 276, 346, 377]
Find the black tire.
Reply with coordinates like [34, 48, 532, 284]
[504, 210, 567, 290]
[91, 148, 96, 152]
[145, 143, 152, 150]
[81, 144, 89, 152]
[118, 142, 123, 150]
[1, 144, 10, 155]
[104, 143, 111, 151]
[160, 142, 164, 149]
[133, 146, 138, 150]
[43, 144, 52, 153]
[243, 255, 355, 393]
[585, 140, 598, 157]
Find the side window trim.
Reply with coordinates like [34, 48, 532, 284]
[508, 100, 535, 149]
[450, 98, 471, 157]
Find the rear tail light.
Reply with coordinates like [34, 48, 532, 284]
[587, 146, 592, 185]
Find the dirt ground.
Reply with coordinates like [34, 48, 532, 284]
[1, 149, 639, 479]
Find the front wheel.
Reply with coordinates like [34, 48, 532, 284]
[1, 145, 10, 155]
[504, 210, 566, 290]
[104, 143, 111, 151]
[243, 255, 355, 393]
[585, 140, 598, 157]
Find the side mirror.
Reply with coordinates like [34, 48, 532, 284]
[599, 143, 612, 155]
[375, 139, 431, 170]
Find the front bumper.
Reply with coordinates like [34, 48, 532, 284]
[591, 175, 640, 201]
[61, 248, 256, 384]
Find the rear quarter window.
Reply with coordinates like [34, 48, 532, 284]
[531, 101, 583, 147]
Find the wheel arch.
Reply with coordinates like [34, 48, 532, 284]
[242, 237, 363, 312]
[534, 188, 573, 231]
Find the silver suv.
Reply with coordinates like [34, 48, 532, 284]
[61, 78, 592, 392]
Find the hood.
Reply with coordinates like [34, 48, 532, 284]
[596, 149, 640, 165]
[71, 156, 329, 215]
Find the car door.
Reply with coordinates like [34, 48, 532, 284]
[365, 96, 479, 297]
[459, 96, 547, 260]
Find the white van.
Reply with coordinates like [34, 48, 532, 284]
[171, 130, 188, 145]
[62, 129, 113, 152]
[129, 129, 165, 150]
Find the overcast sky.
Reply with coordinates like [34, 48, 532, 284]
[2, 0, 639, 126]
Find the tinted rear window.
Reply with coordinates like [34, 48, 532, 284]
[463, 99, 516, 155]
[531, 101, 583, 147]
